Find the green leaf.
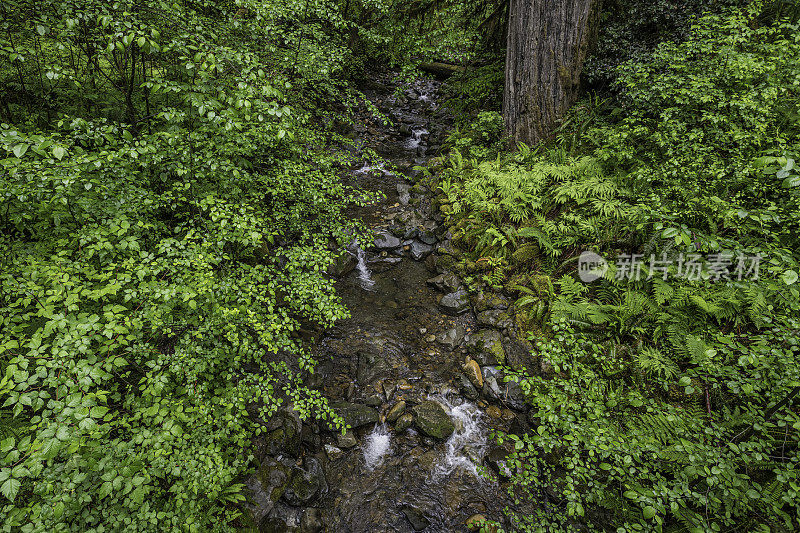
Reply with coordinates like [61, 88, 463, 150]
[12, 143, 29, 158]
[52, 146, 66, 160]
[1, 478, 20, 501]
[0, 437, 14, 453]
[781, 270, 798, 285]
[642, 506, 657, 520]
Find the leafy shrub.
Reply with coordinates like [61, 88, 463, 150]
[435, 3, 800, 530]
[0, 0, 363, 529]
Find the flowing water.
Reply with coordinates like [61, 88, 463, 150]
[350, 241, 376, 291]
[363, 424, 392, 471]
[248, 72, 524, 532]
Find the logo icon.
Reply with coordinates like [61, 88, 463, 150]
[578, 251, 608, 282]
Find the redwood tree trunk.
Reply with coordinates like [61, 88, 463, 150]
[503, 0, 600, 144]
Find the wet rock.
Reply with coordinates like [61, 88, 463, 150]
[463, 359, 483, 389]
[382, 379, 396, 400]
[386, 401, 406, 422]
[395, 413, 414, 432]
[526, 409, 541, 428]
[365, 394, 383, 407]
[402, 505, 431, 531]
[477, 309, 514, 329]
[331, 401, 379, 429]
[357, 351, 392, 384]
[458, 374, 480, 400]
[465, 329, 506, 366]
[436, 325, 465, 349]
[368, 256, 402, 273]
[324, 444, 343, 461]
[482, 368, 527, 410]
[472, 291, 510, 312]
[402, 227, 420, 240]
[486, 405, 502, 419]
[540, 357, 555, 376]
[336, 430, 357, 448]
[327, 251, 357, 277]
[261, 406, 302, 458]
[426, 272, 461, 293]
[486, 447, 511, 481]
[503, 338, 535, 373]
[424, 254, 438, 272]
[412, 401, 455, 439]
[259, 515, 291, 533]
[397, 183, 412, 205]
[300, 508, 323, 533]
[418, 231, 437, 246]
[425, 334, 436, 343]
[373, 231, 401, 250]
[439, 288, 470, 315]
[283, 457, 326, 506]
[409, 241, 434, 261]
[300, 424, 318, 447]
[255, 456, 294, 512]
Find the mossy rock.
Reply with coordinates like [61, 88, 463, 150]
[412, 401, 455, 439]
[256, 457, 294, 503]
[466, 329, 506, 366]
[330, 401, 379, 429]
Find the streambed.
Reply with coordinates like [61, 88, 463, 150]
[247, 72, 535, 533]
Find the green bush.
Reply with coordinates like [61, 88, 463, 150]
[435, 3, 800, 530]
[0, 0, 363, 529]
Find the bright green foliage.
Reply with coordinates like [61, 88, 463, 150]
[0, 0, 364, 530]
[500, 320, 800, 531]
[436, 2, 800, 530]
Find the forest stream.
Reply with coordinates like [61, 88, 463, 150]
[244, 73, 529, 532]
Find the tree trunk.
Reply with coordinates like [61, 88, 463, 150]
[503, 0, 601, 144]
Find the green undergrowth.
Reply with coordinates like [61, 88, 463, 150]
[0, 0, 384, 530]
[434, 3, 800, 530]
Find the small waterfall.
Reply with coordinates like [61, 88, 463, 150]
[363, 424, 391, 471]
[351, 241, 376, 291]
[435, 398, 488, 479]
[404, 128, 428, 150]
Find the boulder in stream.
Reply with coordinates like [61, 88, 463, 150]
[463, 359, 483, 389]
[336, 430, 358, 449]
[357, 351, 392, 385]
[402, 504, 431, 531]
[260, 406, 303, 458]
[386, 400, 406, 422]
[331, 401, 379, 429]
[283, 457, 326, 506]
[394, 412, 414, 432]
[409, 240, 434, 261]
[327, 251, 357, 277]
[465, 329, 506, 366]
[412, 401, 455, 439]
[476, 309, 514, 329]
[373, 231, 401, 250]
[439, 288, 470, 315]
[253, 456, 294, 518]
[482, 367, 527, 411]
[472, 291, 510, 312]
[426, 272, 461, 293]
[436, 325, 465, 350]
